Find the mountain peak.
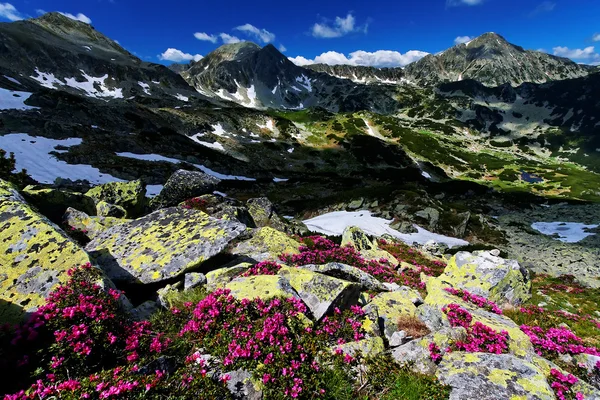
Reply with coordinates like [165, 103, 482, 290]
[32, 12, 90, 28]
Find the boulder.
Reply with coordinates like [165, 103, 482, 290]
[347, 198, 364, 210]
[85, 207, 245, 284]
[437, 250, 531, 306]
[22, 185, 96, 221]
[298, 262, 388, 291]
[222, 369, 262, 400]
[278, 266, 361, 321]
[363, 292, 418, 341]
[415, 207, 440, 230]
[131, 300, 160, 321]
[341, 226, 398, 264]
[63, 207, 129, 240]
[246, 197, 287, 231]
[332, 337, 385, 358]
[436, 352, 555, 400]
[231, 227, 301, 262]
[152, 170, 220, 209]
[184, 272, 207, 291]
[96, 201, 127, 218]
[205, 263, 251, 291]
[225, 275, 299, 301]
[86, 180, 146, 218]
[184, 195, 253, 226]
[0, 180, 94, 322]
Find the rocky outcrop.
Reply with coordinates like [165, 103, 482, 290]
[225, 275, 299, 301]
[63, 207, 129, 240]
[341, 226, 398, 264]
[363, 291, 419, 341]
[85, 207, 245, 284]
[22, 185, 96, 221]
[231, 227, 301, 262]
[86, 180, 146, 218]
[299, 263, 389, 291]
[152, 170, 220, 209]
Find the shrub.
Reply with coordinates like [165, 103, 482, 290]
[0, 148, 29, 186]
[444, 287, 503, 314]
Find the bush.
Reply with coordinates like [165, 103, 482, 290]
[0, 148, 29, 186]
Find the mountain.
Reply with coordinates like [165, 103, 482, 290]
[404, 32, 590, 87]
[175, 42, 399, 113]
[0, 12, 200, 102]
[304, 64, 408, 85]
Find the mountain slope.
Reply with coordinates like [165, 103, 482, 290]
[404, 32, 590, 87]
[0, 12, 200, 102]
[304, 64, 408, 85]
[176, 43, 399, 113]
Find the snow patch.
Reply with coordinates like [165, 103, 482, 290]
[213, 191, 228, 197]
[0, 133, 123, 184]
[138, 82, 151, 95]
[3, 75, 21, 85]
[273, 177, 289, 183]
[64, 71, 124, 99]
[531, 222, 598, 243]
[30, 69, 63, 89]
[173, 94, 189, 102]
[295, 75, 313, 92]
[303, 211, 469, 248]
[194, 140, 226, 151]
[0, 88, 38, 110]
[287, 148, 294, 154]
[421, 171, 432, 179]
[257, 119, 274, 131]
[211, 123, 228, 137]
[82, 46, 92, 51]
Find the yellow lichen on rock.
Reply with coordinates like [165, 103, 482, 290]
[225, 275, 298, 301]
[231, 227, 301, 262]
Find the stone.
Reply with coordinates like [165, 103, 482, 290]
[453, 211, 471, 237]
[436, 352, 555, 400]
[152, 170, 220, 209]
[347, 198, 364, 210]
[341, 226, 398, 264]
[332, 337, 385, 358]
[222, 369, 262, 400]
[437, 250, 532, 306]
[389, 331, 409, 347]
[96, 201, 127, 218]
[63, 207, 129, 240]
[86, 180, 146, 218]
[416, 304, 449, 332]
[231, 227, 301, 262]
[225, 275, 299, 301]
[415, 207, 440, 230]
[363, 292, 418, 341]
[85, 207, 246, 284]
[278, 266, 361, 321]
[205, 263, 251, 291]
[298, 262, 388, 291]
[184, 272, 207, 291]
[0, 180, 95, 322]
[22, 185, 96, 221]
[246, 197, 287, 231]
[131, 300, 160, 321]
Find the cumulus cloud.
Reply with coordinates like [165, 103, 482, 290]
[454, 36, 473, 45]
[553, 46, 600, 64]
[446, 0, 484, 6]
[0, 3, 24, 21]
[289, 49, 429, 68]
[593, 33, 600, 42]
[58, 12, 92, 24]
[311, 13, 367, 38]
[235, 23, 275, 43]
[159, 48, 203, 62]
[219, 33, 241, 44]
[194, 32, 218, 43]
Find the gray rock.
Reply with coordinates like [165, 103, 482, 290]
[246, 197, 287, 231]
[205, 263, 251, 291]
[390, 337, 437, 375]
[415, 207, 440, 230]
[86, 180, 146, 218]
[153, 169, 220, 209]
[332, 337, 385, 358]
[85, 207, 245, 284]
[96, 201, 127, 218]
[437, 352, 555, 400]
[184, 272, 207, 291]
[131, 300, 160, 321]
[299, 262, 388, 291]
[222, 369, 262, 400]
[348, 198, 364, 210]
[416, 304, 449, 332]
[389, 331, 409, 347]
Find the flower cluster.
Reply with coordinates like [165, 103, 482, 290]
[428, 343, 444, 363]
[443, 303, 509, 354]
[520, 325, 600, 358]
[444, 287, 503, 314]
[241, 261, 283, 277]
[181, 197, 209, 211]
[548, 368, 584, 400]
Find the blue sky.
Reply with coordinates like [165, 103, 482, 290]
[1, 0, 599, 66]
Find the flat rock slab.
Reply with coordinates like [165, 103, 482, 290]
[437, 352, 554, 400]
[225, 275, 299, 301]
[0, 180, 93, 322]
[299, 262, 388, 292]
[85, 207, 245, 284]
[279, 266, 361, 321]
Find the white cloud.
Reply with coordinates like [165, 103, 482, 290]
[454, 36, 473, 45]
[235, 23, 275, 43]
[35, 9, 46, 15]
[58, 12, 92, 24]
[0, 3, 24, 21]
[289, 49, 429, 68]
[446, 0, 484, 6]
[311, 13, 367, 39]
[159, 48, 203, 62]
[593, 33, 600, 42]
[194, 32, 218, 43]
[529, 1, 556, 16]
[278, 44, 287, 52]
[219, 33, 241, 44]
[553, 46, 599, 60]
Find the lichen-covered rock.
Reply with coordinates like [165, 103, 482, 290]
[96, 201, 127, 218]
[299, 262, 388, 292]
[531, 355, 600, 399]
[363, 292, 418, 341]
[425, 278, 533, 356]
[437, 250, 531, 306]
[225, 275, 299, 301]
[184, 194, 254, 226]
[152, 170, 220, 209]
[246, 197, 288, 232]
[184, 272, 207, 291]
[205, 263, 251, 291]
[86, 180, 146, 218]
[0, 182, 93, 322]
[85, 207, 245, 284]
[22, 185, 96, 221]
[278, 266, 361, 321]
[436, 352, 555, 400]
[415, 207, 440, 230]
[63, 207, 129, 240]
[332, 337, 385, 358]
[223, 369, 262, 400]
[341, 226, 398, 264]
[231, 227, 301, 262]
